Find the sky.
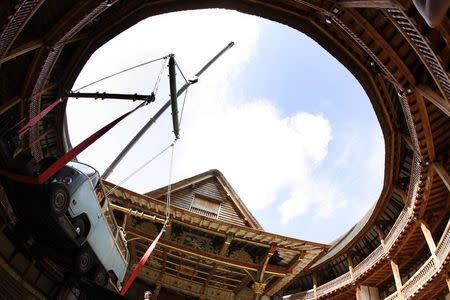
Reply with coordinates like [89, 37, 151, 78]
[66, 9, 385, 244]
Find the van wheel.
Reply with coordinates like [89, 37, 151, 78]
[77, 247, 93, 274]
[94, 267, 109, 286]
[49, 184, 69, 216]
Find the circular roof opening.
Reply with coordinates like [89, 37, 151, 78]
[67, 9, 385, 243]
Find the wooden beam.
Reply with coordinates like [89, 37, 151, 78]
[0, 39, 43, 64]
[337, 0, 399, 8]
[0, 0, 45, 57]
[109, 203, 166, 224]
[416, 85, 450, 118]
[258, 243, 277, 282]
[345, 9, 415, 85]
[415, 89, 435, 161]
[0, 97, 21, 117]
[419, 220, 437, 253]
[433, 162, 450, 192]
[127, 227, 288, 276]
[219, 233, 234, 256]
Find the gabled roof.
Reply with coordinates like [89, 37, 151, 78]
[145, 169, 263, 230]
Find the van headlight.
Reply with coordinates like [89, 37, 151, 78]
[62, 176, 73, 185]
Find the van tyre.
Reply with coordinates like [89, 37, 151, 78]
[49, 184, 69, 216]
[77, 247, 93, 274]
[94, 267, 109, 286]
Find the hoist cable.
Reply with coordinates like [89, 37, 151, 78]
[72, 55, 170, 92]
[152, 56, 168, 96]
[175, 61, 188, 84]
[165, 141, 176, 217]
[178, 86, 189, 129]
[104, 142, 174, 197]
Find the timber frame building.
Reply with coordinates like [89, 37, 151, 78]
[0, 0, 449, 299]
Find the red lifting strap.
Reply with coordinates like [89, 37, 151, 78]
[0, 102, 146, 185]
[19, 98, 63, 139]
[121, 226, 165, 296]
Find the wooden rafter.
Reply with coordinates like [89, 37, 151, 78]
[414, 91, 435, 161]
[337, 0, 399, 8]
[433, 162, 450, 192]
[127, 227, 288, 276]
[345, 8, 415, 85]
[258, 243, 277, 282]
[0, 0, 45, 57]
[416, 85, 450, 118]
[0, 39, 42, 65]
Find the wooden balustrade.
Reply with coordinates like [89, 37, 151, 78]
[384, 208, 410, 250]
[384, 291, 399, 300]
[405, 156, 422, 207]
[316, 272, 352, 297]
[401, 257, 436, 298]
[436, 218, 450, 263]
[282, 160, 450, 300]
[353, 245, 385, 278]
[283, 290, 315, 300]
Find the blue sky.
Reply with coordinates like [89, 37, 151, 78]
[67, 9, 384, 244]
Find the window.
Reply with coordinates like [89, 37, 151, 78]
[190, 195, 220, 218]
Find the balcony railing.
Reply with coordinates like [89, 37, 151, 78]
[283, 157, 450, 300]
[283, 290, 315, 300]
[436, 218, 450, 263]
[353, 244, 385, 279]
[316, 272, 352, 297]
[384, 291, 399, 300]
[401, 257, 436, 299]
[384, 208, 410, 250]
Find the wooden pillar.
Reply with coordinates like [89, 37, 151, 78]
[347, 253, 354, 279]
[312, 273, 318, 300]
[374, 224, 387, 252]
[356, 285, 380, 300]
[151, 283, 161, 300]
[419, 220, 437, 255]
[390, 260, 404, 299]
[446, 273, 450, 293]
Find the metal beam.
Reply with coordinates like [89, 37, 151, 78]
[67, 91, 155, 102]
[102, 41, 234, 179]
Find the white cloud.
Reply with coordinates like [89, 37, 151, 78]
[67, 9, 363, 234]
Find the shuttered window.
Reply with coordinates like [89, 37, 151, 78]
[190, 195, 220, 218]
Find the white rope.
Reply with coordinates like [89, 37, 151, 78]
[175, 61, 188, 84]
[73, 55, 170, 92]
[152, 57, 168, 96]
[165, 141, 176, 218]
[105, 142, 174, 197]
[178, 86, 189, 129]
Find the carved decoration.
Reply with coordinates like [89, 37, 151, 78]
[252, 282, 266, 295]
[174, 232, 216, 253]
[229, 248, 254, 263]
